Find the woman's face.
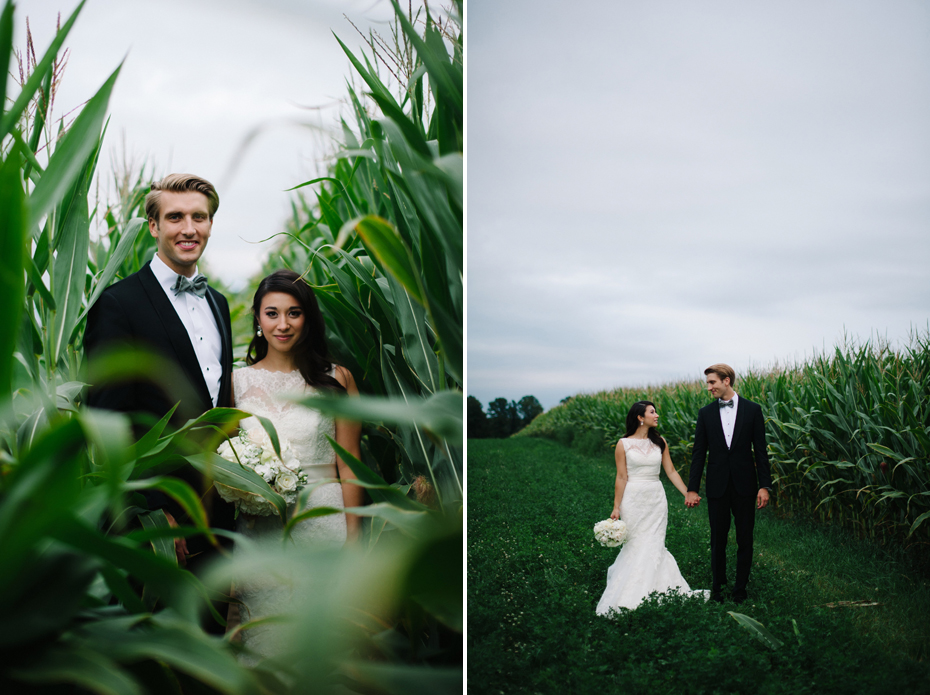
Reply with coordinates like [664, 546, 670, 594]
[258, 291, 305, 354]
[641, 405, 659, 428]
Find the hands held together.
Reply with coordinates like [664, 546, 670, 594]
[684, 489, 770, 509]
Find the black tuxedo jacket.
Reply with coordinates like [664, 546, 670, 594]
[688, 396, 772, 498]
[84, 261, 233, 420]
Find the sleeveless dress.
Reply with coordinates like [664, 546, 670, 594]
[232, 367, 347, 662]
[596, 438, 707, 614]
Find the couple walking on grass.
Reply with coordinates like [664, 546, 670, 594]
[596, 363, 772, 614]
[84, 173, 363, 661]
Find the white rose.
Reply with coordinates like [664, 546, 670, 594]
[276, 470, 298, 493]
[254, 463, 276, 483]
[216, 440, 233, 461]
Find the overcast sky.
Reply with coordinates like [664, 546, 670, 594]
[15, 0, 407, 290]
[467, 0, 930, 410]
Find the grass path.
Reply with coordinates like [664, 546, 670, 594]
[467, 437, 930, 694]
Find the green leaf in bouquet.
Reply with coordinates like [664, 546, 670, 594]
[251, 413, 282, 460]
[186, 452, 288, 520]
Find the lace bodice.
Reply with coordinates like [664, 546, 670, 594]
[621, 438, 661, 482]
[233, 367, 337, 482]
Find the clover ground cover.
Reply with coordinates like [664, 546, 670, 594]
[467, 437, 930, 694]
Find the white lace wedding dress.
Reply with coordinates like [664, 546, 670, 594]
[596, 438, 707, 614]
[232, 367, 347, 662]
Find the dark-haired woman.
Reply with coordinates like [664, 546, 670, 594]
[229, 270, 363, 659]
[595, 401, 709, 614]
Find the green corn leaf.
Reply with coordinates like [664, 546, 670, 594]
[0, 1, 14, 120]
[127, 478, 213, 545]
[344, 502, 431, 538]
[296, 391, 462, 446]
[138, 510, 178, 565]
[389, 0, 462, 112]
[99, 562, 147, 614]
[8, 646, 144, 695]
[728, 611, 784, 649]
[0, 0, 86, 142]
[354, 215, 425, 305]
[325, 434, 424, 511]
[28, 61, 121, 231]
[0, 152, 28, 397]
[27, 257, 56, 310]
[83, 217, 146, 318]
[333, 33, 400, 113]
[78, 616, 254, 694]
[909, 510, 930, 537]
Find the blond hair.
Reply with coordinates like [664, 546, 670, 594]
[144, 173, 220, 222]
[704, 363, 736, 386]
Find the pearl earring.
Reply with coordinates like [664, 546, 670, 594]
[256, 328, 263, 337]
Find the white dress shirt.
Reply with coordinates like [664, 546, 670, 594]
[150, 254, 223, 406]
[719, 392, 739, 449]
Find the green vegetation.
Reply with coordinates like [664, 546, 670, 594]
[521, 334, 930, 553]
[467, 438, 930, 694]
[0, 0, 462, 692]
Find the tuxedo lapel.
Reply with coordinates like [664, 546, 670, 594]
[205, 288, 230, 368]
[731, 398, 748, 448]
[138, 263, 212, 407]
[206, 287, 232, 407]
[707, 402, 726, 451]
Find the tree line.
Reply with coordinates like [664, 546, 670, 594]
[468, 395, 544, 439]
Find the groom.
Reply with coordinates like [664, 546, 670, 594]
[685, 363, 771, 604]
[84, 173, 235, 570]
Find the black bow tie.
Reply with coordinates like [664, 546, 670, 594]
[172, 274, 208, 298]
[719, 399, 734, 409]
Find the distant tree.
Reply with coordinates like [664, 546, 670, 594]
[483, 395, 544, 437]
[517, 395, 544, 429]
[467, 396, 489, 439]
[486, 397, 519, 438]
[560, 396, 572, 404]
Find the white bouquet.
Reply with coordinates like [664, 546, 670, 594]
[594, 518, 628, 547]
[214, 429, 307, 516]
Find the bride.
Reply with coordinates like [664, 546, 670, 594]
[227, 269, 362, 657]
[596, 401, 708, 614]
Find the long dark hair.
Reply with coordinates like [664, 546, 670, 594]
[246, 270, 345, 392]
[624, 400, 666, 453]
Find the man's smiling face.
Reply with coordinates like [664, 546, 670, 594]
[148, 190, 213, 276]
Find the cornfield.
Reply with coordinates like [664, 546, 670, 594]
[0, 0, 462, 692]
[521, 332, 930, 551]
